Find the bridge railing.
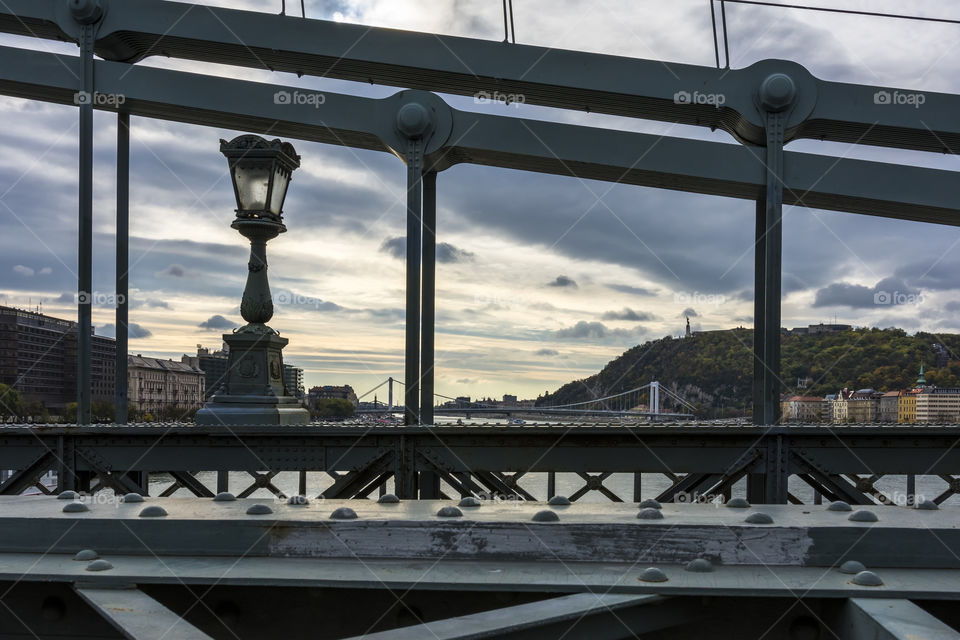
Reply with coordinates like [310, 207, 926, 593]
[1, 424, 957, 507]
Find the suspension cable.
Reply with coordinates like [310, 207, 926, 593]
[723, 0, 960, 26]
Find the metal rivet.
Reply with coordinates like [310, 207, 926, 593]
[139, 505, 168, 518]
[638, 567, 668, 583]
[62, 502, 88, 513]
[532, 510, 559, 522]
[396, 102, 432, 138]
[726, 497, 750, 508]
[745, 512, 774, 524]
[684, 558, 714, 573]
[378, 494, 400, 504]
[213, 492, 236, 502]
[69, 0, 104, 25]
[458, 497, 482, 508]
[330, 507, 358, 520]
[638, 498, 661, 509]
[637, 508, 664, 520]
[73, 549, 99, 561]
[758, 73, 797, 112]
[839, 560, 866, 575]
[121, 493, 143, 503]
[246, 504, 273, 516]
[851, 570, 883, 586]
[827, 501, 852, 512]
[85, 559, 113, 572]
[848, 510, 878, 523]
[916, 499, 939, 510]
[548, 495, 571, 506]
[57, 491, 79, 500]
[287, 495, 309, 506]
[437, 506, 463, 518]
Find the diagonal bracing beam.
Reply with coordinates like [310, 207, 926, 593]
[344, 593, 693, 640]
[74, 586, 212, 640]
[838, 598, 959, 640]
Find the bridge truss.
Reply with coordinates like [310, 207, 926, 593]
[1, 1, 960, 638]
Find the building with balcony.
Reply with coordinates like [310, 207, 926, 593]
[284, 364, 304, 400]
[0, 305, 115, 410]
[128, 355, 205, 416]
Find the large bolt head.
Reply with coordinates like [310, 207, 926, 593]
[68, 0, 104, 24]
[759, 73, 797, 113]
[396, 102, 432, 139]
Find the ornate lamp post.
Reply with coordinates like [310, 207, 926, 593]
[196, 135, 309, 426]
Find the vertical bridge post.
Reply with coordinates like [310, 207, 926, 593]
[115, 112, 130, 425]
[397, 103, 430, 426]
[72, 1, 104, 425]
[750, 73, 796, 504]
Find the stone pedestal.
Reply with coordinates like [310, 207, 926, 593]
[195, 328, 309, 426]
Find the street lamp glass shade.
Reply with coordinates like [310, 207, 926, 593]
[232, 163, 272, 212]
[269, 166, 291, 215]
[220, 135, 301, 222]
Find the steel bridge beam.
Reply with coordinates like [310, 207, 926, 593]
[349, 593, 692, 640]
[0, 46, 956, 225]
[0, 0, 957, 155]
[838, 598, 960, 640]
[74, 586, 212, 640]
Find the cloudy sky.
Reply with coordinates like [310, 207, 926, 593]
[1, 0, 959, 401]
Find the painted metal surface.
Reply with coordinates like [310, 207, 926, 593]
[74, 586, 212, 639]
[1, 0, 957, 154]
[840, 598, 960, 640]
[347, 594, 687, 640]
[3, 552, 960, 601]
[0, 46, 955, 225]
[0, 498, 956, 570]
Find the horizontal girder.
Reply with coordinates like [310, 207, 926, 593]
[0, 45, 957, 224]
[0, 0, 957, 154]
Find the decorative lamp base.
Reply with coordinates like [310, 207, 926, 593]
[195, 328, 308, 426]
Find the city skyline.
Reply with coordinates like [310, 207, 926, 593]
[2, 0, 960, 400]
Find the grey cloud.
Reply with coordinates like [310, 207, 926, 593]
[547, 275, 578, 289]
[158, 264, 189, 278]
[813, 277, 919, 308]
[436, 243, 475, 263]
[895, 260, 960, 292]
[274, 289, 343, 312]
[681, 308, 698, 317]
[379, 237, 405, 259]
[198, 315, 236, 330]
[379, 236, 474, 263]
[534, 348, 559, 356]
[98, 322, 152, 339]
[554, 321, 644, 341]
[945, 301, 960, 312]
[607, 283, 655, 296]
[131, 297, 172, 310]
[54, 292, 74, 303]
[601, 307, 655, 322]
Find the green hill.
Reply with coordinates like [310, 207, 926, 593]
[536, 328, 960, 418]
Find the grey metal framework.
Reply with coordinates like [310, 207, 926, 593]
[2, 424, 960, 506]
[1, 2, 959, 637]
[2, 0, 960, 427]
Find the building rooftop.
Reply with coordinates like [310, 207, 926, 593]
[129, 355, 203, 374]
